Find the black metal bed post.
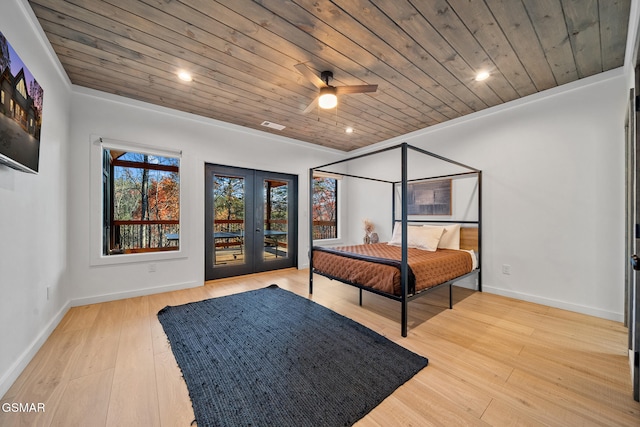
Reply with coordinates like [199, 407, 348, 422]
[400, 143, 409, 337]
[391, 179, 396, 231]
[309, 167, 315, 294]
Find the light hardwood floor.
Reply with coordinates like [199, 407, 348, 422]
[1, 268, 639, 426]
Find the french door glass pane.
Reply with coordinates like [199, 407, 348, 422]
[213, 174, 245, 266]
[263, 179, 289, 261]
[205, 164, 297, 281]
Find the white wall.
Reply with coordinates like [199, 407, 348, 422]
[0, 0, 72, 398]
[342, 175, 479, 245]
[347, 69, 628, 321]
[66, 87, 342, 304]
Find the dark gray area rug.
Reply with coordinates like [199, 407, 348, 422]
[157, 285, 428, 427]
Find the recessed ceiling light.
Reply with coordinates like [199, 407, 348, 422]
[475, 71, 490, 81]
[345, 127, 354, 134]
[177, 71, 193, 82]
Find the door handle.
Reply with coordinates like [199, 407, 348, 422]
[632, 254, 640, 271]
[256, 228, 261, 232]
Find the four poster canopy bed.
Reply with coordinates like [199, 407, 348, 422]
[309, 143, 482, 337]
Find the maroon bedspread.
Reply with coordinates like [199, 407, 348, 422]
[312, 243, 472, 296]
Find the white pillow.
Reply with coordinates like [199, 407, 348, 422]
[424, 224, 460, 250]
[388, 223, 443, 251]
[388, 223, 409, 246]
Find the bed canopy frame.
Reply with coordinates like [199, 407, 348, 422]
[309, 142, 482, 337]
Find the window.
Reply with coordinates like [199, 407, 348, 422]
[312, 176, 338, 239]
[103, 148, 180, 255]
[15, 76, 26, 99]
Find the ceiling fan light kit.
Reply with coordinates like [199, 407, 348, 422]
[318, 87, 338, 109]
[295, 63, 378, 113]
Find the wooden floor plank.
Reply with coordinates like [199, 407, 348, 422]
[0, 328, 88, 427]
[481, 398, 546, 427]
[507, 368, 640, 426]
[55, 303, 101, 334]
[148, 291, 177, 355]
[106, 296, 160, 427]
[70, 300, 124, 380]
[1, 269, 638, 426]
[49, 369, 113, 427]
[154, 350, 194, 427]
[412, 367, 493, 418]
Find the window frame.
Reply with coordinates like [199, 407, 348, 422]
[90, 135, 187, 266]
[312, 175, 340, 242]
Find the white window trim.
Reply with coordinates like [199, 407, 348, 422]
[89, 134, 189, 266]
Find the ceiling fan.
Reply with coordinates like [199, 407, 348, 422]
[294, 63, 378, 114]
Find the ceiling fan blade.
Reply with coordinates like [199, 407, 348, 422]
[335, 84, 378, 94]
[294, 63, 326, 88]
[302, 96, 319, 114]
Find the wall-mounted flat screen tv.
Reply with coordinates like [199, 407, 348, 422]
[0, 31, 44, 174]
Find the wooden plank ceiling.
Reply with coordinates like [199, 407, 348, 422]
[28, 0, 631, 151]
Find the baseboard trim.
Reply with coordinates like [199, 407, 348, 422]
[483, 285, 624, 322]
[70, 280, 202, 307]
[0, 300, 71, 399]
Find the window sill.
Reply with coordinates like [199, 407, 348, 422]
[90, 247, 187, 267]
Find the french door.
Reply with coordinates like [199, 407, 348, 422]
[205, 164, 297, 280]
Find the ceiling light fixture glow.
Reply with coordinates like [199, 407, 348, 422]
[345, 127, 354, 134]
[177, 71, 193, 82]
[318, 86, 338, 109]
[475, 71, 490, 81]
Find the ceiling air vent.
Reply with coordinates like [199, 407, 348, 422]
[260, 121, 286, 131]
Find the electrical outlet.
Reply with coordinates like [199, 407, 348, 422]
[502, 264, 511, 275]
[148, 263, 157, 273]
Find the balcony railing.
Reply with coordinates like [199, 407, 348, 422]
[113, 220, 179, 253]
[111, 219, 336, 253]
[313, 220, 337, 240]
[213, 219, 289, 248]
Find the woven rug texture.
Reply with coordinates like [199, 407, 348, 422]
[157, 285, 428, 427]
